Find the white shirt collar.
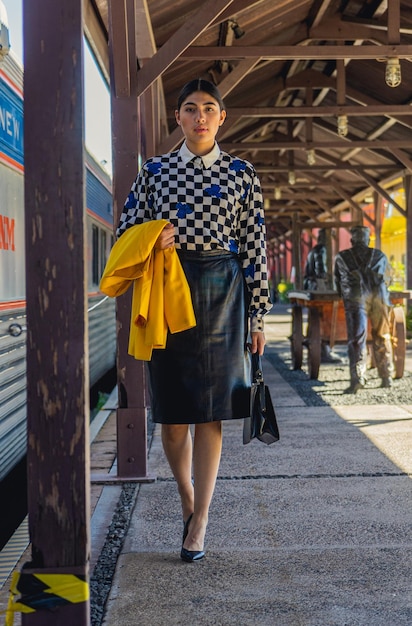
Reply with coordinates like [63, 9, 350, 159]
[179, 141, 221, 168]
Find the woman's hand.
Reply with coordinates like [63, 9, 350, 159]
[155, 223, 175, 250]
[249, 331, 266, 356]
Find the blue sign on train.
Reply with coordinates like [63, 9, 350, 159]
[0, 82, 24, 166]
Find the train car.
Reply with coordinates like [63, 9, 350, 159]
[0, 49, 116, 483]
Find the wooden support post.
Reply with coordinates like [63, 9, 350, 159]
[387, 0, 401, 45]
[105, 0, 155, 483]
[280, 241, 287, 282]
[276, 248, 282, 287]
[336, 59, 346, 106]
[330, 301, 339, 349]
[305, 88, 313, 140]
[374, 191, 382, 249]
[291, 213, 302, 288]
[405, 175, 412, 291]
[142, 85, 156, 158]
[22, 0, 90, 624]
[325, 228, 333, 289]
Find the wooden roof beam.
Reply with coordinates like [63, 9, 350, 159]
[285, 69, 334, 90]
[339, 0, 402, 41]
[309, 16, 387, 44]
[83, 0, 110, 83]
[388, 0, 400, 45]
[295, 220, 361, 230]
[108, 0, 133, 97]
[295, 168, 363, 218]
[310, 148, 406, 216]
[257, 164, 399, 172]
[389, 148, 412, 172]
[219, 105, 412, 118]
[136, 0, 234, 97]
[180, 44, 412, 61]
[307, 0, 334, 29]
[357, 170, 406, 217]
[134, 0, 168, 144]
[135, 0, 156, 62]
[221, 140, 412, 150]
[281, 68, 412, 130]
[216, 0, 268, 22]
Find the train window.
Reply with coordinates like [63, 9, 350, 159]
[100, 229, 107, 277]
[92, 224, 99, 285]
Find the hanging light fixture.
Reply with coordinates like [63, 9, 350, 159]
[288, 170, 296, 186]
[385, 57, 401, 87]
[306, 149, 316, 166]
[337, 114, 348, 137]
[274, 186, 282, 200]
[230, 20, 245, 39]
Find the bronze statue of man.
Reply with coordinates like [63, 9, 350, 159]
[334, 226, 393, 394]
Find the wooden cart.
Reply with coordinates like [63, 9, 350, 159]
[288, 289, 409, 380]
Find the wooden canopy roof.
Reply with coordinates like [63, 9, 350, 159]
[83, 0, 412, 242]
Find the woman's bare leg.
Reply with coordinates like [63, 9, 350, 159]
[161, 424, 194, 522]
[183, 420, 223, 552]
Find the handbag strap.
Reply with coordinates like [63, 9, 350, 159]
[251, 352, 263, 383]
[251, 352, 266, 411]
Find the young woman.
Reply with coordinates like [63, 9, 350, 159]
[116, 78, 272, 562]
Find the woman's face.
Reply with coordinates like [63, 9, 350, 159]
[175, 90, 226, 154]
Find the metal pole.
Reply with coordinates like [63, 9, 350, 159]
[22, 0, 90, 624]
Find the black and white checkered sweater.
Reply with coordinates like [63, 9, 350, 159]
[116, 148, 272, 331]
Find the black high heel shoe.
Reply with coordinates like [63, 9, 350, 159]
[181, 514, 205, 562]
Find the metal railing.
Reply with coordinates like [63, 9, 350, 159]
[3, 296, 110, 336]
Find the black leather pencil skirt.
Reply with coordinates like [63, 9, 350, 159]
[147, 249, 251, 424]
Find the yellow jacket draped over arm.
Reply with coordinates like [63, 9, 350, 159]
[99, 220, 196, 360]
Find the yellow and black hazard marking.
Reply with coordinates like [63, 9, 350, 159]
[3, 570, 89, 625]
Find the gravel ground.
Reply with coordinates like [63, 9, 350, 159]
[90, 417, 156, 626]
[90, 483, 140, 626]
[265, 341, 412, 406]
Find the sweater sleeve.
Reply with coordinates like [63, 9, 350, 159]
[238, 167, 272, 330]
[116, 165, 154, 237]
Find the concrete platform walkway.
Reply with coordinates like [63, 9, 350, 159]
[101, 307, 412, 626]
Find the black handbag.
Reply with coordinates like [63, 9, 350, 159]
[243, 352, 280, 445]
